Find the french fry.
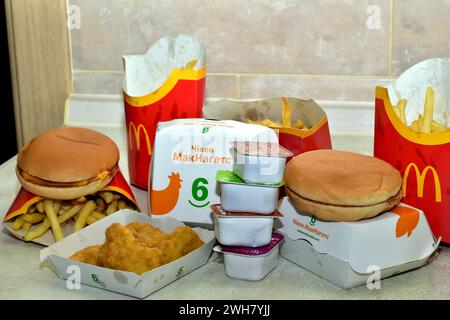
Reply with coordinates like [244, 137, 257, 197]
[24, 205, 82, 241]
[106, 200, 118, 215]
[95, 198, 106, 212]
[36, 201, 44, 213]
[22, 213, 45, 224]
[432, 120, 446, 133]
[293, 119, 305, 129]
[74, 200, 97, 232]
[113, 194, 121, 200]
[418, 114, 424, 131]
[397, 99, 407, 124]
[22, 222, 32, 233]
[44, 199, 64, 241]
[100, 191, 114, 204]
[118, 200, 127, 210]
[27, 205, 36, 214]
[86, 215, 97, 225]
[59, 205, 82, 223]
[53, 200, 62, 215]
[25, 219, 51, 241]
[91, 211, 106, 220]
[281, 97, 292, 128]
[422, 87, 434, 133]
[12, 217, 25, 230]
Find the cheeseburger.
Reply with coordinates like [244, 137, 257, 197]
[6, 127, 137, 243]
[284, 150, 402, 222]
[17, 127, 119, 199]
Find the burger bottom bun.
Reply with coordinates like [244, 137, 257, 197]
[17, 168, 113, 200]
[285, 187, 403, 222]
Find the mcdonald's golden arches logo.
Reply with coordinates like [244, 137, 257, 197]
[402, 162, 441, 203]
[128, 122, 152, 155]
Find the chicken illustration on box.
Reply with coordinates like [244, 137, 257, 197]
[150, 172, 182, 215]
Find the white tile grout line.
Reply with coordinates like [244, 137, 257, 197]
[72, 69, 398, 80]
[389, 0, 394, 76]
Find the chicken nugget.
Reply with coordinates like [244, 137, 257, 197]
[127, 221, 169, 248]
[97, 223, 163, 275]
[157, 226, 204, 264]
[69, 245, 101, 265]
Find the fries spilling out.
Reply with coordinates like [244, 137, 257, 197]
[10, 191, 136, 243]
[393, 87, 448, 133]
[246, 97, 309, 131]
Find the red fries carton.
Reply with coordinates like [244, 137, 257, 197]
[374, 59, 450, 242]
[203, 97, 332, 159]
[123, 35, 206, 189]
[3, 171, 139, 246]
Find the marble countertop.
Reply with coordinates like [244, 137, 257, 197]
[1, 127, 449, 300]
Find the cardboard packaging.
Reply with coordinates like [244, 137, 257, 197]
[374, 59, 450, 243]
[123, 35, 206, 189]
[3, 171, 139, 246]
[40, 210, 215, 299]
[148, 118, 278, 226]
[203, 97, 332, 158]
[275, 197, 438, 289]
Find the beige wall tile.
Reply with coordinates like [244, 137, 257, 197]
[240, 75, 394, 101]
[70, 0, 390, 75]
[73, 71, 238, 98]
[206, 75, 238, 98]
[392, 0, 450, 75]
[73, 71, 123, 94]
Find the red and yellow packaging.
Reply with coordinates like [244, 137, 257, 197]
[124, 68, 206, 189]
[374, 86, 450, 242]
[3, 170, 139, 223]
[203, 97, 332, 159]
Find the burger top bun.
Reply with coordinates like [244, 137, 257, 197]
[284, 150, 402, 222]
[16, 127, 120, 199]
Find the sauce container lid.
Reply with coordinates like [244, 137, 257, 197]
[216, 170, 284, 187]
[210, 204, 283, 218]
[219, 232, 285, 256]
[232, 141, 293, 158]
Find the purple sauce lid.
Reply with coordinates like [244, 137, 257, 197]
[219, 232, 284, 256]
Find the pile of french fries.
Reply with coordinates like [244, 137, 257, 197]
[10, 191, 135, 242]
[393, 87, 448, 133]
[246, 97, 309, 130]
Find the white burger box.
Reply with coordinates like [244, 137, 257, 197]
[275, 197, 439, 289]
[40, 210, 215, 299]
[149, 118, 278, 226]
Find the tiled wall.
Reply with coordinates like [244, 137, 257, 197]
[69, 0, 450, 101]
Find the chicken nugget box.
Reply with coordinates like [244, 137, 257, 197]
[149, 118, 278, 225]
[275, 197, 438, 289]
[40, 210, 215, 299]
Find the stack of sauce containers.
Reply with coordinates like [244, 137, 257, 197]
[212, 142, 292, 281]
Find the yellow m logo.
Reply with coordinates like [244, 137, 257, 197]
[402, 163, 441, 202]
[128, 122, 152, 155]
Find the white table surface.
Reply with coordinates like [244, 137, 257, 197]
[1, 127, 449, 300]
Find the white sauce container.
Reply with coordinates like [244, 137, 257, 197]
[212, 205, 277, 247]
[232, 141, 293, 185]
[220, 182, 279, 214]
[214, 233, 284, 281]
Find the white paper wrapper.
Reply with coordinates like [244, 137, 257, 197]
[387, 58, 450, 127]
[123, 35, 206, 97]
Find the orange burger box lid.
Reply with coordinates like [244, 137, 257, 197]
[3, 170, 140, 246]
[40, 210, 215, 299]
[203, 97, 332, 158]
[374, 58, 450, 243]
[276, 197, 439, 289]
